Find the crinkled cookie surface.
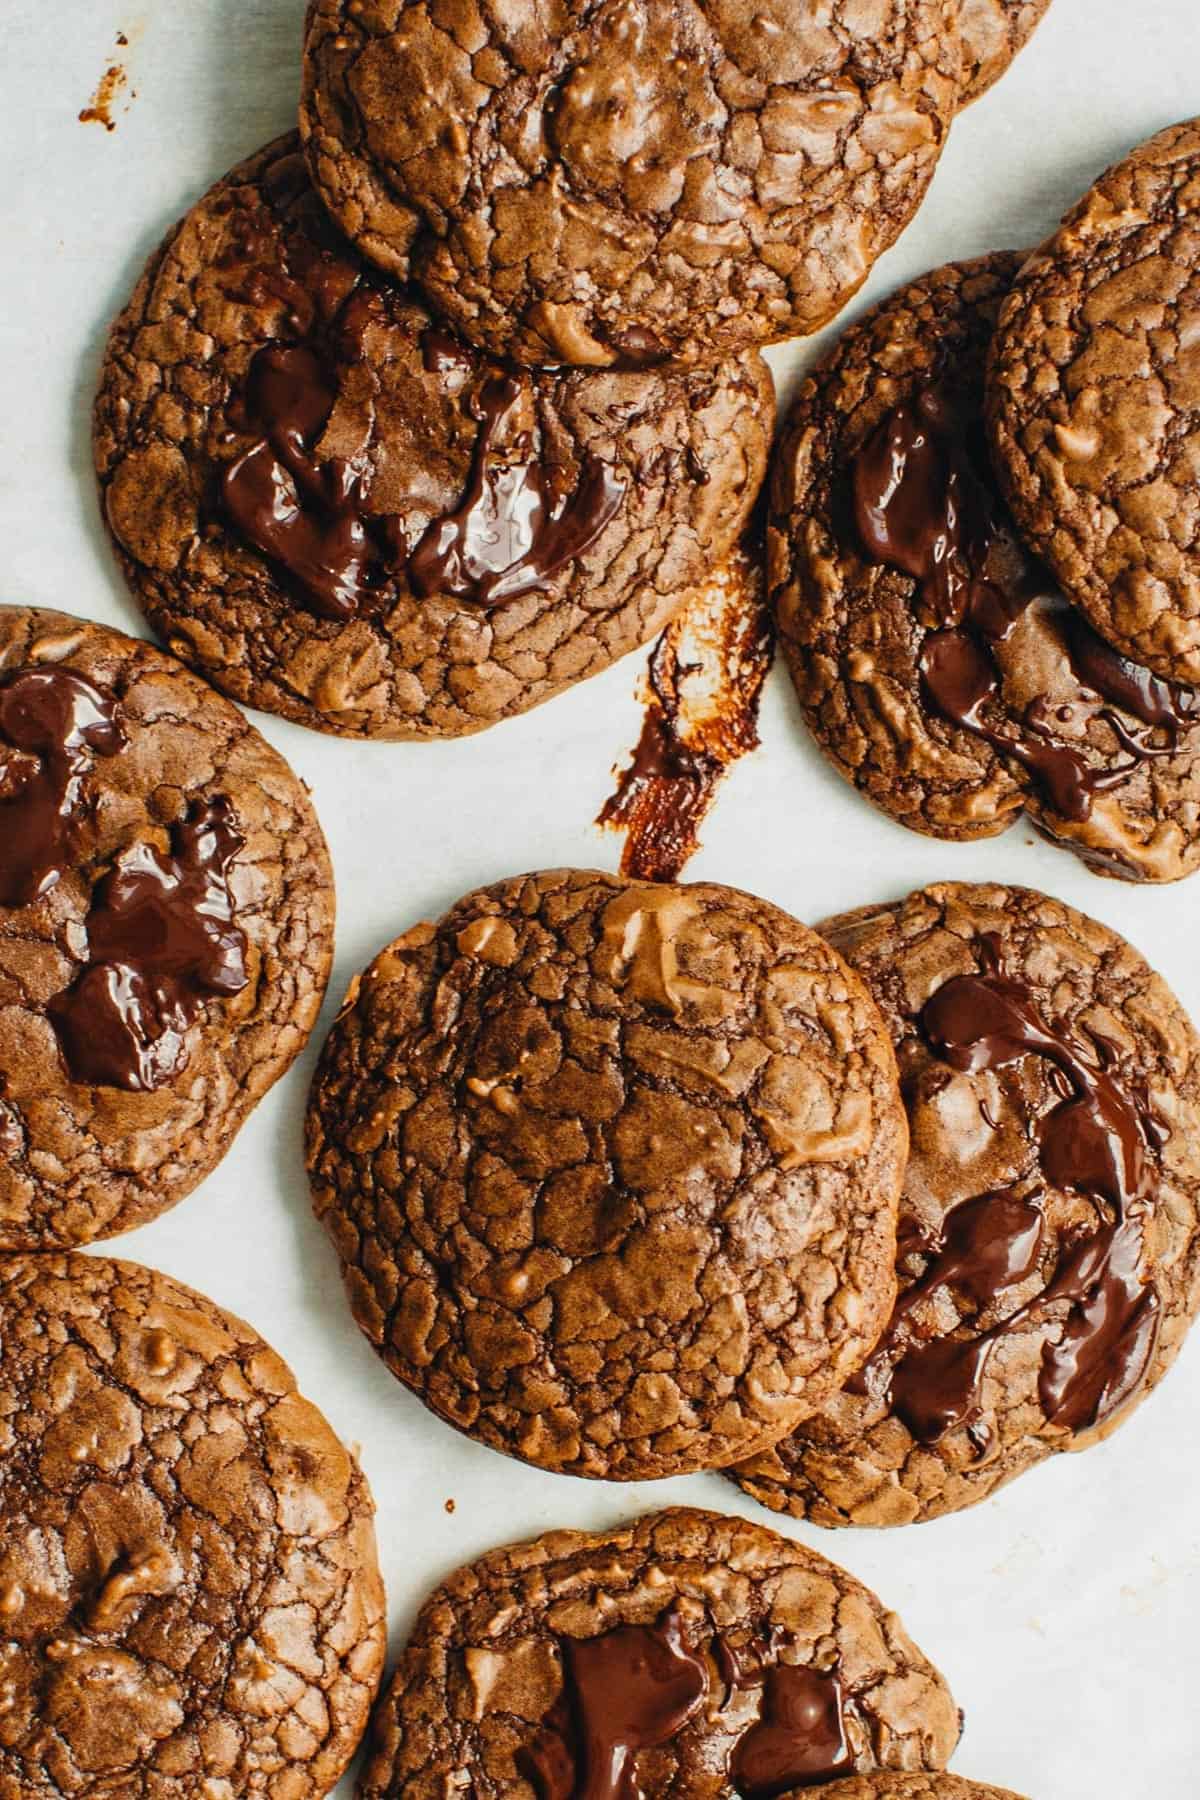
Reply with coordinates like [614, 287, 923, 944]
[358, 1507, 960, 1798]
[0, 1253, 386, 1798]
[300, 0, 962, 364]
[809, 1778, 1028, 1800]
[957, 0, 1049, 104]
[306, 868, 907, 1480]
[95, 135, 772, 739]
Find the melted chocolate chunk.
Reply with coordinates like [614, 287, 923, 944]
[409, 375, 626, 607]
[729, 1665, 853, 1797]
[852, 383, 1200, 820]
[48, 797, 249, 1092]
[0, 667, 124, 907]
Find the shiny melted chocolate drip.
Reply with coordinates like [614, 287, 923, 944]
[409, 375, 626, 607]
[865, 938, 1162, 1443]
[48, 797, 249, 1092]
[728, 1664, 853, 1797]
[0, 667, 124, 907]
[852, 384, 1200, 819]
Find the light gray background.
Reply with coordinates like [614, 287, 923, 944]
[2, 2, 1197, 1793]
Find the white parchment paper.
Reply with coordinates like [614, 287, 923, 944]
[1, 2, 1198, 1793]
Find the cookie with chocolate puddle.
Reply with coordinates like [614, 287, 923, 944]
[306, 869, 907, 1480]
[0, 606, 333, 1250]
[768, 254, 1200, 883]
[357, 1507, 960, 1799]
[733, 882, 1200, 1527]
[95, 134, 772, 740]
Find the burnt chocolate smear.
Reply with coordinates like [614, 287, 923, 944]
[48, 797, 249, 1092]
[408, 376, 626, 607]
[857, 935, 1162, 1443]
[219, 190, 623, 619]
[853, 383, 1200, 820]
[598, 544, 772, 880]
[0, 666, 124, 908]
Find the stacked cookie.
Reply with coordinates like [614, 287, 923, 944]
[771, 121, 1200, 883]
[94, 1, 1049, 741]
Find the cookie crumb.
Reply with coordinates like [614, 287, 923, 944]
[79, 36, 132, 131]
[444, 1498, 456, 1514]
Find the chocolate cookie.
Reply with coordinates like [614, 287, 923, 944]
[988, 120, 1200, 684]
[958, 0, 1050, 105]
[357, 1506, 960, 1798]
[0, 606, 333, 1250]
[0, 1252, 386, 1796]
[299, 0, 962, 366]
[306, 869, 907, 1480]
[733, 882, 1200, 1527]
[94, 136, 772, 740]
[768, 255, 1200, 883]
[815, 1781, 1027, 1800]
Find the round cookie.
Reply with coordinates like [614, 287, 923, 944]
[358, 1506, 960, 1798]
[958, 0, 1050, 105]
[306, 868, 908, 1481]
[0, 606, 333, 1250]
[813, 1780, 1028, 1800]
[299, 0, 962, 367]
[0, 1252, 386, 1797]
[768, 255, 1200, 884]
[94, 135, 772, 740]
[988, 120, 1200, 684]
[733, 882, 1200, 1528]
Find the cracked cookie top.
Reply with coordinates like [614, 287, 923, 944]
[0, 606, 334, 1251]
[988, 119, 1200, 684]
[357, 1507, 959, 1797]
[0, 1253, 386, 1798]
[957, 0, 1050, 105]
[94, 134, 772, 740]
[813, 1780, 1028, 1800]
[732, 881, 1200, 1527]
[299, 0, 962, 365]
[306, 869, 907, 1480]
[768, 254, 1200, 884]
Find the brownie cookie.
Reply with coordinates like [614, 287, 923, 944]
[768, 255, 1200, 883]
[307, 869, 907, 1480]
[733, 882, 1200, 1528]
[94, 136, 772, 740]
[299, 0, 962, 367]
[988, 120, 1200, 684]
[815, 1781, 1027, 1800]
[0, 606, 333, 1250]
[0, 1252, 386, 1797]
[358, 1507, 960, 1798]
[958, 0, 1050, 105]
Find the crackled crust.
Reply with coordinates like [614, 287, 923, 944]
[767, 255, 1200, 884]
[988, 119, 1200, 684]
[299, 0, 962, 366]
[358, 1507, 959, 1797]
[0, 607, 334, 1250]
[958, 0, 1049, 105]
[812, 1779, 1028, 1800]
[306, 869, 907, 1481]
[0, 1253, 386, 1798]
[93, 135, 773, 740]
[732, 882, 1200, 1527]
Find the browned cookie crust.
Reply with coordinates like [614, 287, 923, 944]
[958, 0, 1050, 105]
[768, 255, 1200, 884]
[357, 1507, 960, 1798]
[812, 1780, 1028, 1800]
[988, 119, 1200, 684]
[0, 1253, 386, 1797]
[733, 882, 1200, 1527]
[306, 869, 907, 1481]
[299, 0, 962, 367]
[94, 135, 772, 740]
[0, 607, 333, 1251]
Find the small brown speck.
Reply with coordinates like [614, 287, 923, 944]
[116, 31, 129, 46]
[444, 1498, 456, 1514]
